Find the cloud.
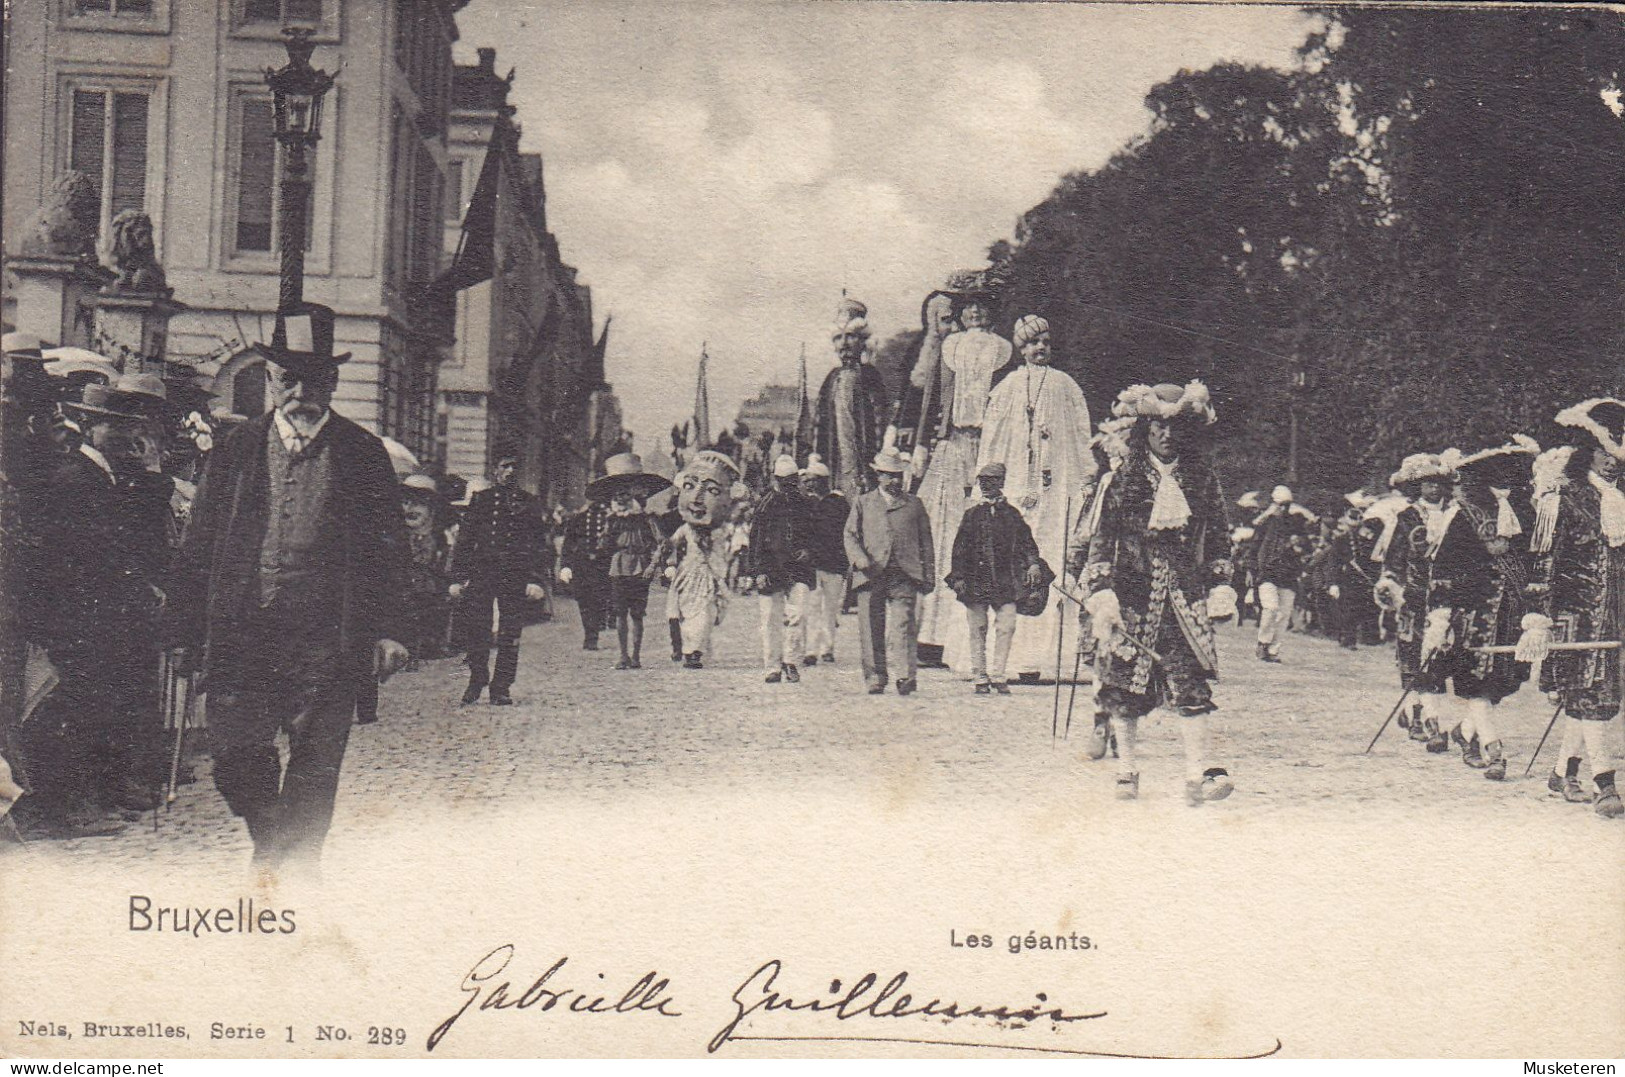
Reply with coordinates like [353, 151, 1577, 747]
[457, 1, 1315, 447]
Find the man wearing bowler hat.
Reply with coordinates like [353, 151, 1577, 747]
[844, 446, 935, 695]
[164, 303, 411, 875]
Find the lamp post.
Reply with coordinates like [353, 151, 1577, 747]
[265, 27, 335, 321]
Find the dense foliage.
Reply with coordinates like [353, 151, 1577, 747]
[920, 8, 1622, 505]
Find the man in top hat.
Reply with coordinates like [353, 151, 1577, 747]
[947, 461, 1044, 695]
[1084, 381, 1237, 805]
[451, 442, 551, 704]
[975, 315, 1095, 683]
[799, 453, 848, 665]
[1423, 435, 1540, 779]
[163, 303, 411, 874]
[747, 454, 818, 683]
[814, 297, 891, 503]
[1520, 400, 1625, 817]
[844, 446, 934, 695]
[1250, 484, 1317, 663]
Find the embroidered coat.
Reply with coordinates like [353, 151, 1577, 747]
[1532, 480, 1624, 719]
[1085, 450, 1231, 696]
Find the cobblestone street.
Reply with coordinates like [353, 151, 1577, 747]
[8, 598, 1624, 1058]
[21, 597, 1624, 868]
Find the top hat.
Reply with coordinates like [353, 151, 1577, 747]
[587, 452, 672, 502]
[259, 303, 351, 374]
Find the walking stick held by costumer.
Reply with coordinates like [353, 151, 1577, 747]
[1524, 701, 1565, 778]
[1051, 497, 1072, 746]
[1364, 687, 1413, 754]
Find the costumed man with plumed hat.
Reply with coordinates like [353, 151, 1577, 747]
[1068, 416, 1136, 758]
[1083, 381, 1237, 805]
[813, 297, 891, 506]
[1422, 435, 1541, 780]
[1374, 453, 1458, 748]
[798, 454, 848, 665]
[1519, 399, 1625, 817]
[450, 442, 551, 705]
[162, 304, 411, 874]
[970, 315, 1095, 682]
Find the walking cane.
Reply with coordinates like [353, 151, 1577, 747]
[1523, 701, 1565, 778]
[166, 672, 193, 807]
[1364, 688, 1412, 754]
[1062, 643, 1084, 741]
[1051, 499, 1072, 747]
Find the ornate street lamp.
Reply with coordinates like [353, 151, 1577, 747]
[265, 26, 335, 320]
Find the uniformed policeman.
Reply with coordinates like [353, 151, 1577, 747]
[449, 444, 550, 705]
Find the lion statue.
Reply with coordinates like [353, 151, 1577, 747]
[23, 171, 100, 258]
[109, 209, 167, 292]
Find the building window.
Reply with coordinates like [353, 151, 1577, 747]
[230, 93, 313, 256]
[67, 87, 149, 235]
[72, 0, 154, 13]
[243, 0, 320, 22]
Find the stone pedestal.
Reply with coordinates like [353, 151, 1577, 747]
[87, 288, 188, 375]
[3, 254, 115, 350]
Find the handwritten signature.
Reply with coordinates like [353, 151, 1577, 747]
[429, 948, 1281, 1059]
[427, 944, 682, 1051]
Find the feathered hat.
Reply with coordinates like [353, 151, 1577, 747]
[1089, 416, 1136, 464]
[1440, 434, 1540, 485]
[1554, 397, 1625, 461]
[1388, 452, 1455, 489]
[1111, 380, 1217, 425]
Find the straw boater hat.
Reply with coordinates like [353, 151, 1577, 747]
[800, 453, 831, 479]
[401, 473, 439, 501]
[587, 452, 672, 502]
[256, 302, 351, 375]
[1555, 397, 1625, 461]
[69, 372, 170, 422]
[772, 454, 799, 479]
[871, 446, 909, 474]
[1112, 380, 1217, 425]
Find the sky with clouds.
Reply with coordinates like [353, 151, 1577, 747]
[453, 1, 1320, 450]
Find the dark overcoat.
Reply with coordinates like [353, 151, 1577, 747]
[162, 412, 410, 682]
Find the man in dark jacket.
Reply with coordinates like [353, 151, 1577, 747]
[799, 454, 848, 665]
[560, 498, 613, 650]
[946, 462, 1042, 694]
[1251, 484, 1315, 663]
[449, 445, 549, 705]
[164, 305, 410, 874]
[747, 455, 817, 683]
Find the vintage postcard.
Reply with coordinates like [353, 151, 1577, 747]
[2, 0, 1622, 1064]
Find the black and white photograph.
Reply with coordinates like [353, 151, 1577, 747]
[1, 0, 1622, 1064]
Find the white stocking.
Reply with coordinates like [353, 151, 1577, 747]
[1110, 715, 1138, 776]
[1182, 713, 1209, 782]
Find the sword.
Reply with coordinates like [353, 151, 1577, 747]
[1050, 581, 1166, 665]
[1364, 688, 1412, 754]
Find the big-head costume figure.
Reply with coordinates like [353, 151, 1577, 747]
[164, 304, 410, 875]
[660, 450, 743, 669]
[1083, 381, 1237, 805]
